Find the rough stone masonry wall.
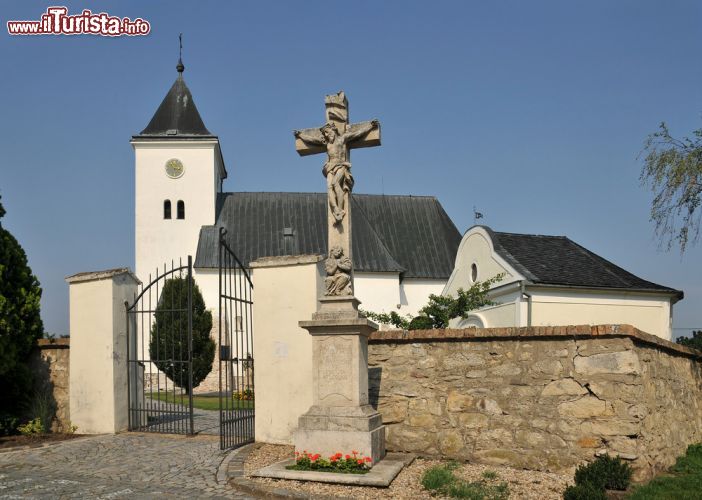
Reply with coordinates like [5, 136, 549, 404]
[27, 339, 71, 432]
[368, 325, 702, 481]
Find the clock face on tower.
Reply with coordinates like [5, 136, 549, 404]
[165, 158, 185, 179]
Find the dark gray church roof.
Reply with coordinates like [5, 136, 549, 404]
[480, 226, 683, 299]
[136, 72, 214, 138]
[195, 192, 462, 279]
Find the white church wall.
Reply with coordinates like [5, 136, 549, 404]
[354, 272, 401, 315]
[192, 268, 222, 313]
[400, 278, 447, 317]
[529, 288, 673, 340]
[133, 139, 220, 284]
[448, 288, 522, 329]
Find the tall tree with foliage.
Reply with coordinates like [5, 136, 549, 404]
[363, 274, 504, 330]
[640, 121, 702, 252]
[0, 196, 44, 415]
[676, 330, 702, 352]
[149, 277, 215, 392]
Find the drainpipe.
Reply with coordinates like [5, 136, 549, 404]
[520, 282, 532, 327]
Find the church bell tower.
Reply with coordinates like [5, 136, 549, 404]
[131, 55, 226, 283]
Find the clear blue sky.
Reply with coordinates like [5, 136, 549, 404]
[1, 1, 700, 337]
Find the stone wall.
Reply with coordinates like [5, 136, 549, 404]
[368, 325, 702, 480]
[27, 338, 71, 432]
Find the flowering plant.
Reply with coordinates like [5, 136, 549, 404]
[286, 450, 373, 474]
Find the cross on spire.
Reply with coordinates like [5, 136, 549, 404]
[176, 33, 184, 73]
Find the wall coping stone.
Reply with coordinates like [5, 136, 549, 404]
[65, 267, 141, 285]
[36, 338, 70, 349]
[368, 324, 702, 360]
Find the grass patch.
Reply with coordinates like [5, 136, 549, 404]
[421, 464, 509, 499]
[147, 392, 253, 411]
[628, 444, 702, 500]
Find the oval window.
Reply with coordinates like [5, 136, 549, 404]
[471, 263, 478, 282]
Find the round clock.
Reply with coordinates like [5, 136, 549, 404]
[165, 158, 185, 179]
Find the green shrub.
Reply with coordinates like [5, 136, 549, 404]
[17, 418, 43, 436]
[563, 482, 608, 500]
[574, 454, 632, 491]
[0, 414, 19, 436]
[29, 385, 56, 433]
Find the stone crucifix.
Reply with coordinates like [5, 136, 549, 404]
[294, 91, 381, 297]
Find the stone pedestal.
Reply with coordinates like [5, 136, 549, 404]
[296, 296, 386, 464]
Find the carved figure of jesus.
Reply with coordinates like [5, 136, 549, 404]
[295, 119, 379, 224]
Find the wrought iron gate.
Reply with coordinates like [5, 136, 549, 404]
[218, 227, 255, 450]
[126, 258, 194, 434]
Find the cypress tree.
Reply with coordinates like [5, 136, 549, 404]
[148, 276, 215, 392]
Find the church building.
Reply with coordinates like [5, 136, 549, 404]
[444, 225, 684, 340]
[132, 63, 461, 319]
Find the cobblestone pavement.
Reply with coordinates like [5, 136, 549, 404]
[0, 433, 256, 499]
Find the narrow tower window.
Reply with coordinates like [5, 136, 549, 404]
[163, 200, 171, 219]
[177, 200, 185, 219]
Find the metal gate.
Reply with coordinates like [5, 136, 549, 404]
[126, 258, 194, 434]
[218, 227, 255, 450]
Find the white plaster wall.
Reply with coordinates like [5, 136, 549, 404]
[530, 288, 673, 340]
[400, 278, 447, 317]
[193, 268, 223, 312]
[354, 272, 401, 314]
[134, 139, 221, 284]
[448, 289, 521, 329]
[444, 228, 518, 297]
[251, 256, 324, 444]
[68, 273, 138, 434]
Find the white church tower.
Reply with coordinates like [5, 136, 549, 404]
[131, 57, 226, 283]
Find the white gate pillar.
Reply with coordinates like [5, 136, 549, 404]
[66, 268, 140, 434]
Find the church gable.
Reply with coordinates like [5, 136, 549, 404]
[444, 226, 521, 297]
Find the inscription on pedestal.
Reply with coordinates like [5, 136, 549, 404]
[317, 336, 353, 403]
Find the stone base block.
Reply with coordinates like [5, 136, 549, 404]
[251, 452, 414, 487]
[298, 404, 382, 432]
[294, 425, 386, 465]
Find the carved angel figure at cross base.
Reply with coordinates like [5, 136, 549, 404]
[324, 245, 353, 296]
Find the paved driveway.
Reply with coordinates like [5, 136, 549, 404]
[0, 433, 254, 499]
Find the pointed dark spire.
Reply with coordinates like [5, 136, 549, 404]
[176, 33, 184, 73]
[136, 34, 214, 138]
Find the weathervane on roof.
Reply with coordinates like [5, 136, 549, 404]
[176, 33, 184, 73]
[473, 206, 484, 225]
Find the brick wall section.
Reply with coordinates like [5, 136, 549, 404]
[27, 339, 71, 432]
[367, 324, 702, 480]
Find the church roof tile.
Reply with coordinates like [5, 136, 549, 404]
[194, 192, 461, 279]
[479, 226, 683, 299]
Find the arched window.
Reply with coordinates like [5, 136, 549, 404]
[177, 200, 185, 219]
[163, 200, 171, 219]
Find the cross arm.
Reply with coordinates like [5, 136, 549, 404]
[294, 127, 326, 157]
[345, 120, 381, 149]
